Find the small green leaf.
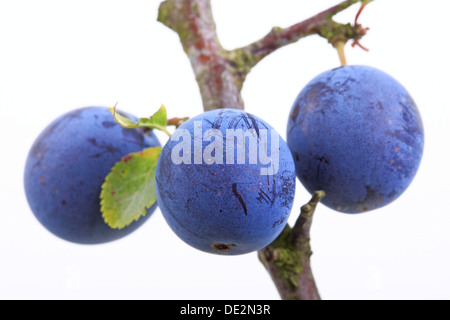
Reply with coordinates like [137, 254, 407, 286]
[139, 105, 168, 130]
[109, 104, 170, 136]
[109, 105, 140, 129]
[101, 147, 162, 230]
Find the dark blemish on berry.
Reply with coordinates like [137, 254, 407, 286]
[246, 114, 261, 138]
[102, 121, 116, 129]
[211, 243, 237, 251]
[121, 128, 145, 146]
[232, 183, 248, 216]
[291, 104, 300, 120]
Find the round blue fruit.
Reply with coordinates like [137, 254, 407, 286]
[24, 107, 160, 244]
[287, 65, 424, 213]
[156, 109, 296, 255]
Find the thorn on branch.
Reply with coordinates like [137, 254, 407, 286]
[352, 38, 369, 51]
[233, 0, 367, 71]
[355, 1, 370, 25]
[291, 191, 325, 248]
[352, 1, 372, 51]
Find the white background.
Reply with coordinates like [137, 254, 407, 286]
[0, 0, 449, 300]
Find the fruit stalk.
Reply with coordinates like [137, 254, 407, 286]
[334, 41, 348, 66]
[158, 0, 372, 300]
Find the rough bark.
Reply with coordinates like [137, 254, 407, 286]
[158, 0, 245, 111]
[258, 191, 324, 300]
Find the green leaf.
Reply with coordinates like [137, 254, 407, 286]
[101, 147, 162, 230]
[139, 105, 168, 130]
[109, 106, 140, 129]
[109, 104, 170, 136]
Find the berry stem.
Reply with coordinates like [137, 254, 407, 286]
[334, 41, 348, 66]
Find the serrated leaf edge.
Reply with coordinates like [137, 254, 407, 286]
[100, 147, 162, 230]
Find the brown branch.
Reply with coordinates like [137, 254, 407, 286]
[292, 191, 326, 247]
[159, 0, 368, 111]
[258, 191, 325, 300]
[158, 0, 372, 300]
[158, 0, 245, 111]
[232, 0, 367, 69]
